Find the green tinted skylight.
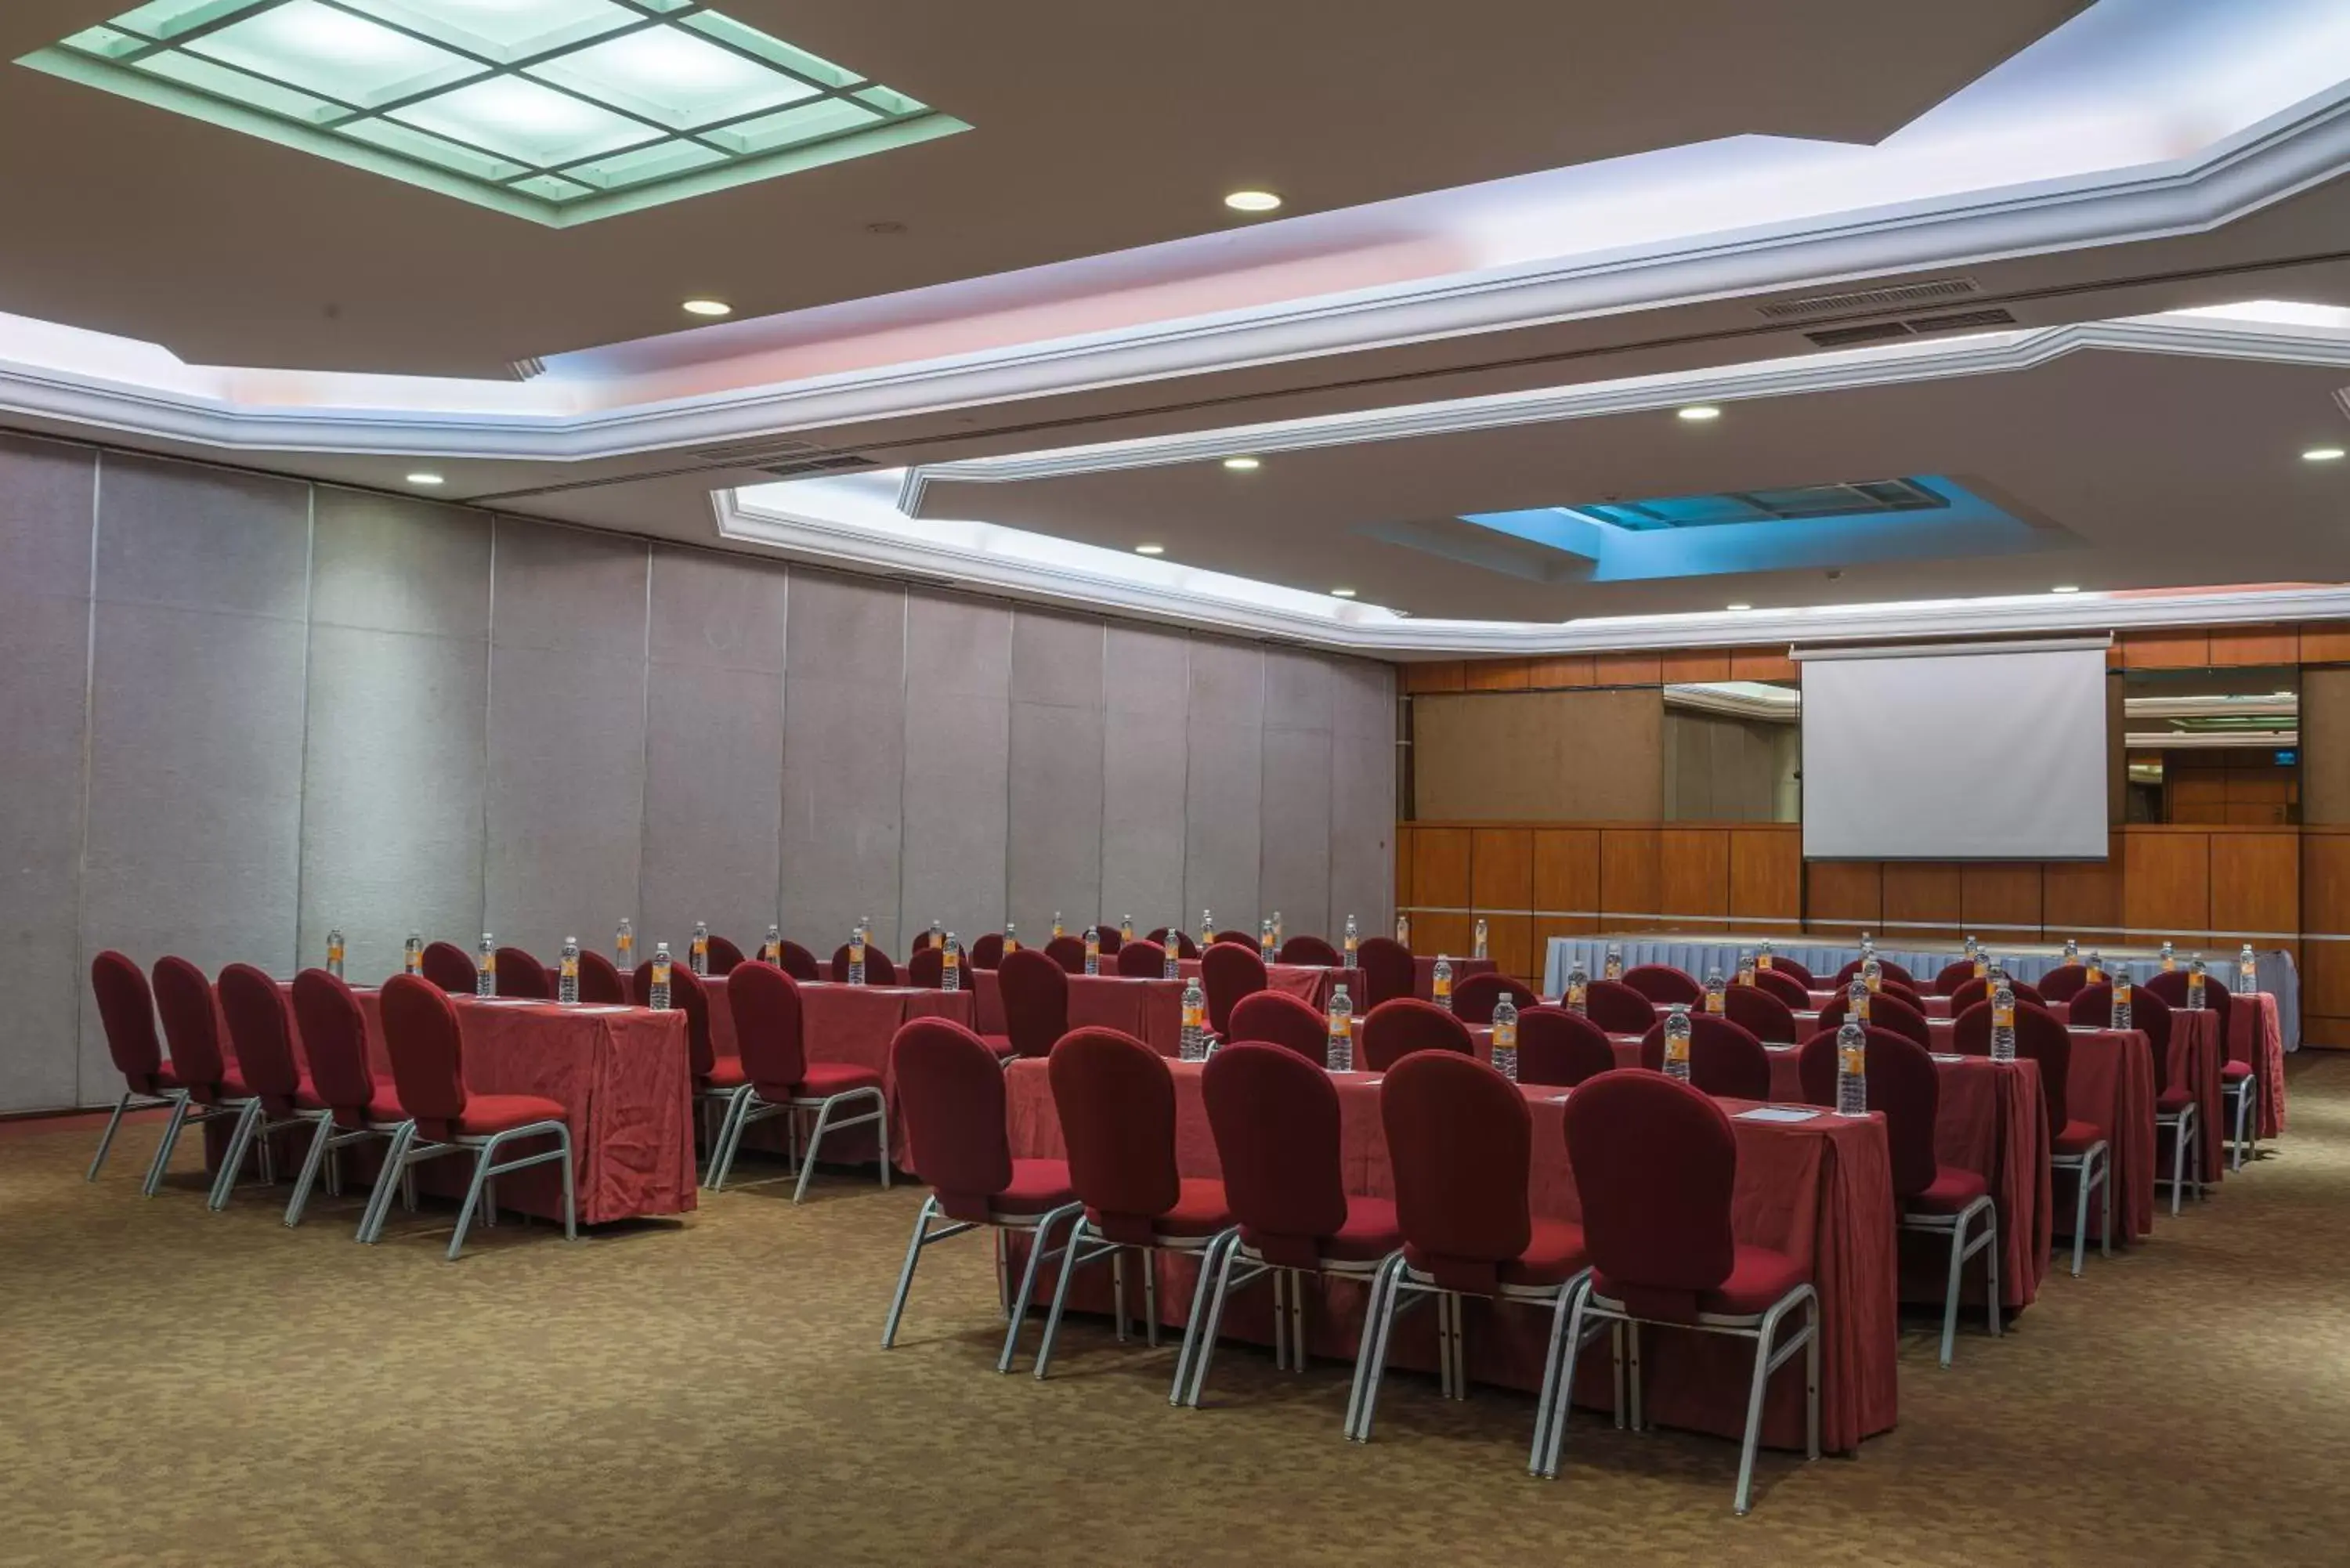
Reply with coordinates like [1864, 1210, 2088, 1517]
[23, 0, 966, 226]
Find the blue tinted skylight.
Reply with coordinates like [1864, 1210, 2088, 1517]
[1576, 478, 1952, 531]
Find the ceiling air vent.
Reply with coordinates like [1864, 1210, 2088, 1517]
[1805, 321, 1914, 348]
[759, 453, 878, 479]
[1905, 307, 2019, 334]
[508, 356, 548, 381]
[1805, 306, 2018, 348]
[692, 435, 826, 467]
[1756, 276, 1981, 322]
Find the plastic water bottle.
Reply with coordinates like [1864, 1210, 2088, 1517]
[1663, 1004, 1692, 1082]
[1326, 984, 1354, 1072]
[2111, 963, 2133, 1031]
[691, 921, 710, 976]
[2188, 955, 2207, 1010]
[1343, 914, 1359, 961]
[1860, 931, 1874, 954]
[1705, 969, 1726, 1014]
[1964, 932, 1979, 964]
[1200, 909, 1214, 948]
[1491, 994, 1520, 1083]
[1003, 921, 1018, 954]
[1835, 1021, 1869, 1117]
[2239, 943, 2258, 993]
[326, 927, 345, 979]
[2086, 949, 2104, 985]
[475, 934, 495, 997]
[1971, 940, 1987, 981]
[1123, 914, 1137, 944]
[1179, 979, 1206, 1061]
[2063, 936, 2078, 962]
[939, 934, 961, 991]
[1847, 975, 1871, 1024]
[848, 926, 866, 987]
[763, 923, 781, 963]
[2160, 939, 2176, 972]
[1271, 911, 1284, 946]
[1432, 956, 1455, 1012]
[1052, 910, 1065, 940]
[403, 932, 423, 976]
[1990, 979, 2016, 1060]
[1862, 954, 1882, 994]
[616, 918, 634, 969]
[1473, 917, 1489, 959]
[1735, 950, 1755, 988]
[1755, 939, 1773, 973]
[649, 942, 672, 1010]
[1162, 938, 1180, 980]
[1083, 927, 1100, 975]
[927, 919, 943, 955]
[1604, 943, 1624, 981]
[559, 938, 580, 1004]
[1259, 919, 1275, 962]
[1565, 963, 1589, 1016]
[1395, 912, 1411, 946]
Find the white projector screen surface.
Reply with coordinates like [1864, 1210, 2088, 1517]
[1801, 643, 2110, 859]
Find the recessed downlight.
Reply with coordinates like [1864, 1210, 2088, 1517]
[682, 298, 733, 317]
[1224, 190, 1282, 213]
[2305, 446, 2346, 461]
[1676, 404, 1722, 421]
[406, 472, 445, 487]
[1330, 587, 1358, 598]
[1726, 602, 1752, 612]
[1223, 455, 1261, 471]
[1134, 543, 1166, 556]
[2050, 584, 2081, 594]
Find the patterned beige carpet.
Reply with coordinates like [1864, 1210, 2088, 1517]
[5, 1057, 2345, 1568]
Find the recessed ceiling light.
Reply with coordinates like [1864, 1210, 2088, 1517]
[1223, 456, 1261, 471]
[406, 472, 445, 487]
[1224, 190, 1282, 213]
[1134, 543, 1166, 555]
[1330, 587, 1358, 598]
[682, 298, 733, 317]
[2304, 446, 2346, 461]
[1726, 602, 1752, 611]
[2050, 584, 2081, 594]
[1676, 405, 1722, 421]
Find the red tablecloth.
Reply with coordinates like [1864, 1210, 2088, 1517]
[1003, 1058, 1898, 1453]
[1173, 959, 1363, 1012]
[215, 985, 697, 1225]
[2231, 992, 2287, 1137]
[968, 970, 1187, 1053]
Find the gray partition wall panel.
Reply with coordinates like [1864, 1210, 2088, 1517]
[0, 436, 95, 1111]
[1330, 659, 1397, 932]
[1007, 608, 1106, 932]
[900, 594, 1011, 940]
[1258, 724, 1334, 938]
[1182, 639, 1265, 927]
[1101, 625, 1190, 930]
[782, 572, 906, 952]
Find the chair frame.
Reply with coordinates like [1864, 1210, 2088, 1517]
[882, 1194, 1086, 1373]
[358, 1115, 577, 1262]
[85, 1085, 183, 1186]
[140, 1090, 269, 1201]
[1034, 1218, 1229, 1381]
[2156, 1094, 2201, 1216]
[2052, 1138, 2112, 1277]
[208, 1093, 331, 1214]
[1901, 1195, 2001, 1368]
[706, 1079, 890, 1203]
[1175, 1236, 1383, 1408]
[2223, 1072, 2259, 1170]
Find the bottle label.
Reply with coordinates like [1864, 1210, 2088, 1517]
[1434, 974, 1451, 1000]
[1183, 999, 1203, 1031]
[1705, 990, 1723, 1014]
[693, 936, 708, 959]
[1493, 1021, 1517, 1053]
[1755, 952, 1772, 970]
[653, 959, 670, 983]
[1666, 1035, 1689, 1065]
[1842, 1043, 1865, 1077]
[480, 952, 496, 974]
[851, 940, 864, 961]
[1994, 999, 2013, 1028]
[1004, 935, 1018, 952]
[1567, 981, 1586, 1012]
[1854, 995, 1870, 1022]
[562, 956, 578, 981]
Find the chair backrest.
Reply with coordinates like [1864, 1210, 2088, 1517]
[420, 941, 476, 995]
[2070, 981, 2171, 1090]
[707, 935, 747, 974]
[1564, 1069, 1737, 1321]
[906, 929, 940, 953]
[1146, 928, 1201, 959]
[969, 933, 1006, 970]
[635, 960, 714, 1077]
[774, 940, 821, 983]
[890, 1017, 1013, 1222]
[1199, 941, 1268, 1035]
[1833, 956, 1914, 986]
[576, 948, 627, 1003]
[1360, 996, 1475, 1071]
[1354, 936, 1415, 1008]
[1881, 978, 1926, 1010]
[1585, 978, 1658, 1035]
[905, 946, 947, 988]
[1796, 1025, 1940, 1198]
[1227, 990, 1327, 1062]
[89, 950, 165, 1095]
[1636, 1013, 1771, 1100]
[1214, 930, 1260, 949]
[830, 944, 898, 985]
[1817, 989, 1931, 1050]
[1202, 1043, 1349, 1268]
[495, 945, 551, 999]
[1043, 934, 1088, 974]
[2036, 963, 2088, 1003]
[1932, 960, 1976, 996]
[1622, 964, 1702, 1006]
[1115, 938, 1171, 978]
[1450, 972, 1538, 1024]
[1047, 1028, 1177, 1244]
[1091, 924, 1126, 956]
[150, 956, 229, 1097]
[291, 967, 376, 1124]
[380, 974, 470, 1138]
[1764, 956, 1817, 987]
[2067, 982, 2112, 1027]
[1380, 1051, 1532, 1295]
[2012, 1001, 2074, 1133]
[727, 959, 808, 1095]
[1751, 967, 1811, 1008]
[1723, 983, 1799, 1043]
[1277, 934, 1342, 967]
[217, 962, 302, 1113]
[2143, 967, 2231, 1035]
[996, 947, 1070, 1059]
[1951, 976, 2045, 1013]
[1517, 1005, 1617, 1089]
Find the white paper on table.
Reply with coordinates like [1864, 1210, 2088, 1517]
[1735, 1105, 1824, 1123]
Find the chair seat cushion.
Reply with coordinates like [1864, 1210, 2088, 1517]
[1499, 1217, 1589, 1288]
[1596, 1244, 1807, 1321]
[977, 1033, 1019, 1059]
[2156, 1085, 2196, 1114]
[699, 1055, 748, 1089]
[190, 1068, 252, 1104]
[452, 1093, 569, 1136]
[2053, 1118, 2107, 1156]
[1905, 1165, 1988, 1215]
[1088, 1176, 1232, 1241]
[148, 1063, 186, 1092]
[1321, 1195, 1404, 1263]
[365, 1078, 409, 1123]
[2221, 1060, 2253, 1084]
[989, 1158, 1076, 1216]
[793, 1060, 885, 1100]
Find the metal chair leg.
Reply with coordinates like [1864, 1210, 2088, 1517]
[446, 1138, 499, 1261]
[1351, 1256, 1419, 1443]
[1143, 1247, 1161, 1349]
[284, 1115, 338, 1227]
[86, 1093, 133, 1182]
[1342, 1255, 1400, 1439]
[1170, 1230, 1238, 1406]
[357, 1122, 415, 1243]
[999, 1205, 1083, 1374]
[882, 1197, 946, 1347]
[141, 1095, 193, 1197]
[2099, 1150, 2113, 1259]
[207, 1101, 264, 1211]
[1033, 1219, 1115, 1380]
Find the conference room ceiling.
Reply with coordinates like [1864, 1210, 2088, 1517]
[0, 0, 2084, 377]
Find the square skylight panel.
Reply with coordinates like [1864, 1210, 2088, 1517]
[24, 0, 967, 226]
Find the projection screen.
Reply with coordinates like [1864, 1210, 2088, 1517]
[1799, 638, 2110, 860]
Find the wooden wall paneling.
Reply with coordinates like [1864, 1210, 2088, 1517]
[1728, 827, 1802, 925]
[2208, 832, 2298, 942]
[1416, 912, 1474, 958]
[1960, 863, 2044, 942]
[1804, 860, 1882, 935]
[1659, 828, 1731, 931]
[1411, 826, 1471, 911]
[1659, 649, 1732, 684]
[1483, 915, 1537, 985]
[1524, 654, 1596, 689]
[1394, 824, 1415, 910]
[1730, 646, 1799, 682]
[1599, 827, 1661, 930]
[1882, 862, 1965, 941]
[2300, 622, 2350, 664]
[1402, 661, 1465, 693]
[2121, 829, 2211, 938]
[2042, 839, 2124, 940]
[1593, 651, 1663, 688]
[1469, 826, 1534, 912]
[1532, 828, 1600, 924]
[2207, 626, 2298, 667]
[1462, 659, 1531, 692]
[2118, 629, 2211, 669]
[2298, 831, 2350, 1024]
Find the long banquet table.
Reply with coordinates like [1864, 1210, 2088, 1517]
[1002, 1056, 1900, 1452]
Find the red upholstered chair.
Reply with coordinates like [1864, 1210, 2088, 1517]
[2036, 963, 2089, 1003]
[634, 961, 752, 1186]
[1932, 961, 1976, 996]
[1043, 934, 1088, 974]
[1091, 923, 1126, 956]
[212, 963, 339, 1214]
[494, 945, 551, 999]
[1875, 977, 1924, 1010]
[1950, 976, 2044, 1012]
[1227, 990, 1329, 1063]
[1033, 1029, 1235, 1381]
[1146, 927, 1202, 959]
[1815, 990, 1931, 1051]
[85, 951, 186, 1186]
[2066, 981, 2113, 1026]
[706, 935, 747, 974]
[1970, 999, 2108, 1275]
[572, 948, 627, 1003]
[1761, 956, 1816, 987]
[1200, 941, 1268, 1037]
[1549, 1071, 1818, 1512]
[1517, 1006, 1616, 1089]
[285, 967, 409, 1231]
[2147, 970, 2254, 1168]
[881, 1018, 1083, 1372]
[141, 956, 262, 1201]
[1277, 934, 1342, 967]
[995, 948, 1069, 1061]
[1359, 997, 1474, 1071]
[906, 945, 965, 988]
[419, 941, 477, 995]
[829, 943, 898, 985]
[1585, 978, 1658, 1035]
[1183, 1044, 1404, 1407]
[1115, 938, 1173, 978]
[1723, 984, 1799, 1045]
[2073, 985, 2196, 1212]
[1832, 956, 1912, 987]
[716, 960, 890, 1202]
[367, 976, 575, 1259]
[1750, 968, 1811, 1009]
[765, 940, 818, 982]
[1354, 1052, 1598, 1461]
[906, 928, 941, 954]
[1354, 936, 1415, 1009]
[1452, 973, 1538, 1025]
[1636, 1014, 1772, 1100]
[969, 933, 1006, 970]
[1213, 929, 1260, 949]
[1799, 1026, 1998, 1366]
[1622, 964, 1702, 1006]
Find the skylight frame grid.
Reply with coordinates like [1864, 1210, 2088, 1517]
[1577, 476, 1956, 532]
